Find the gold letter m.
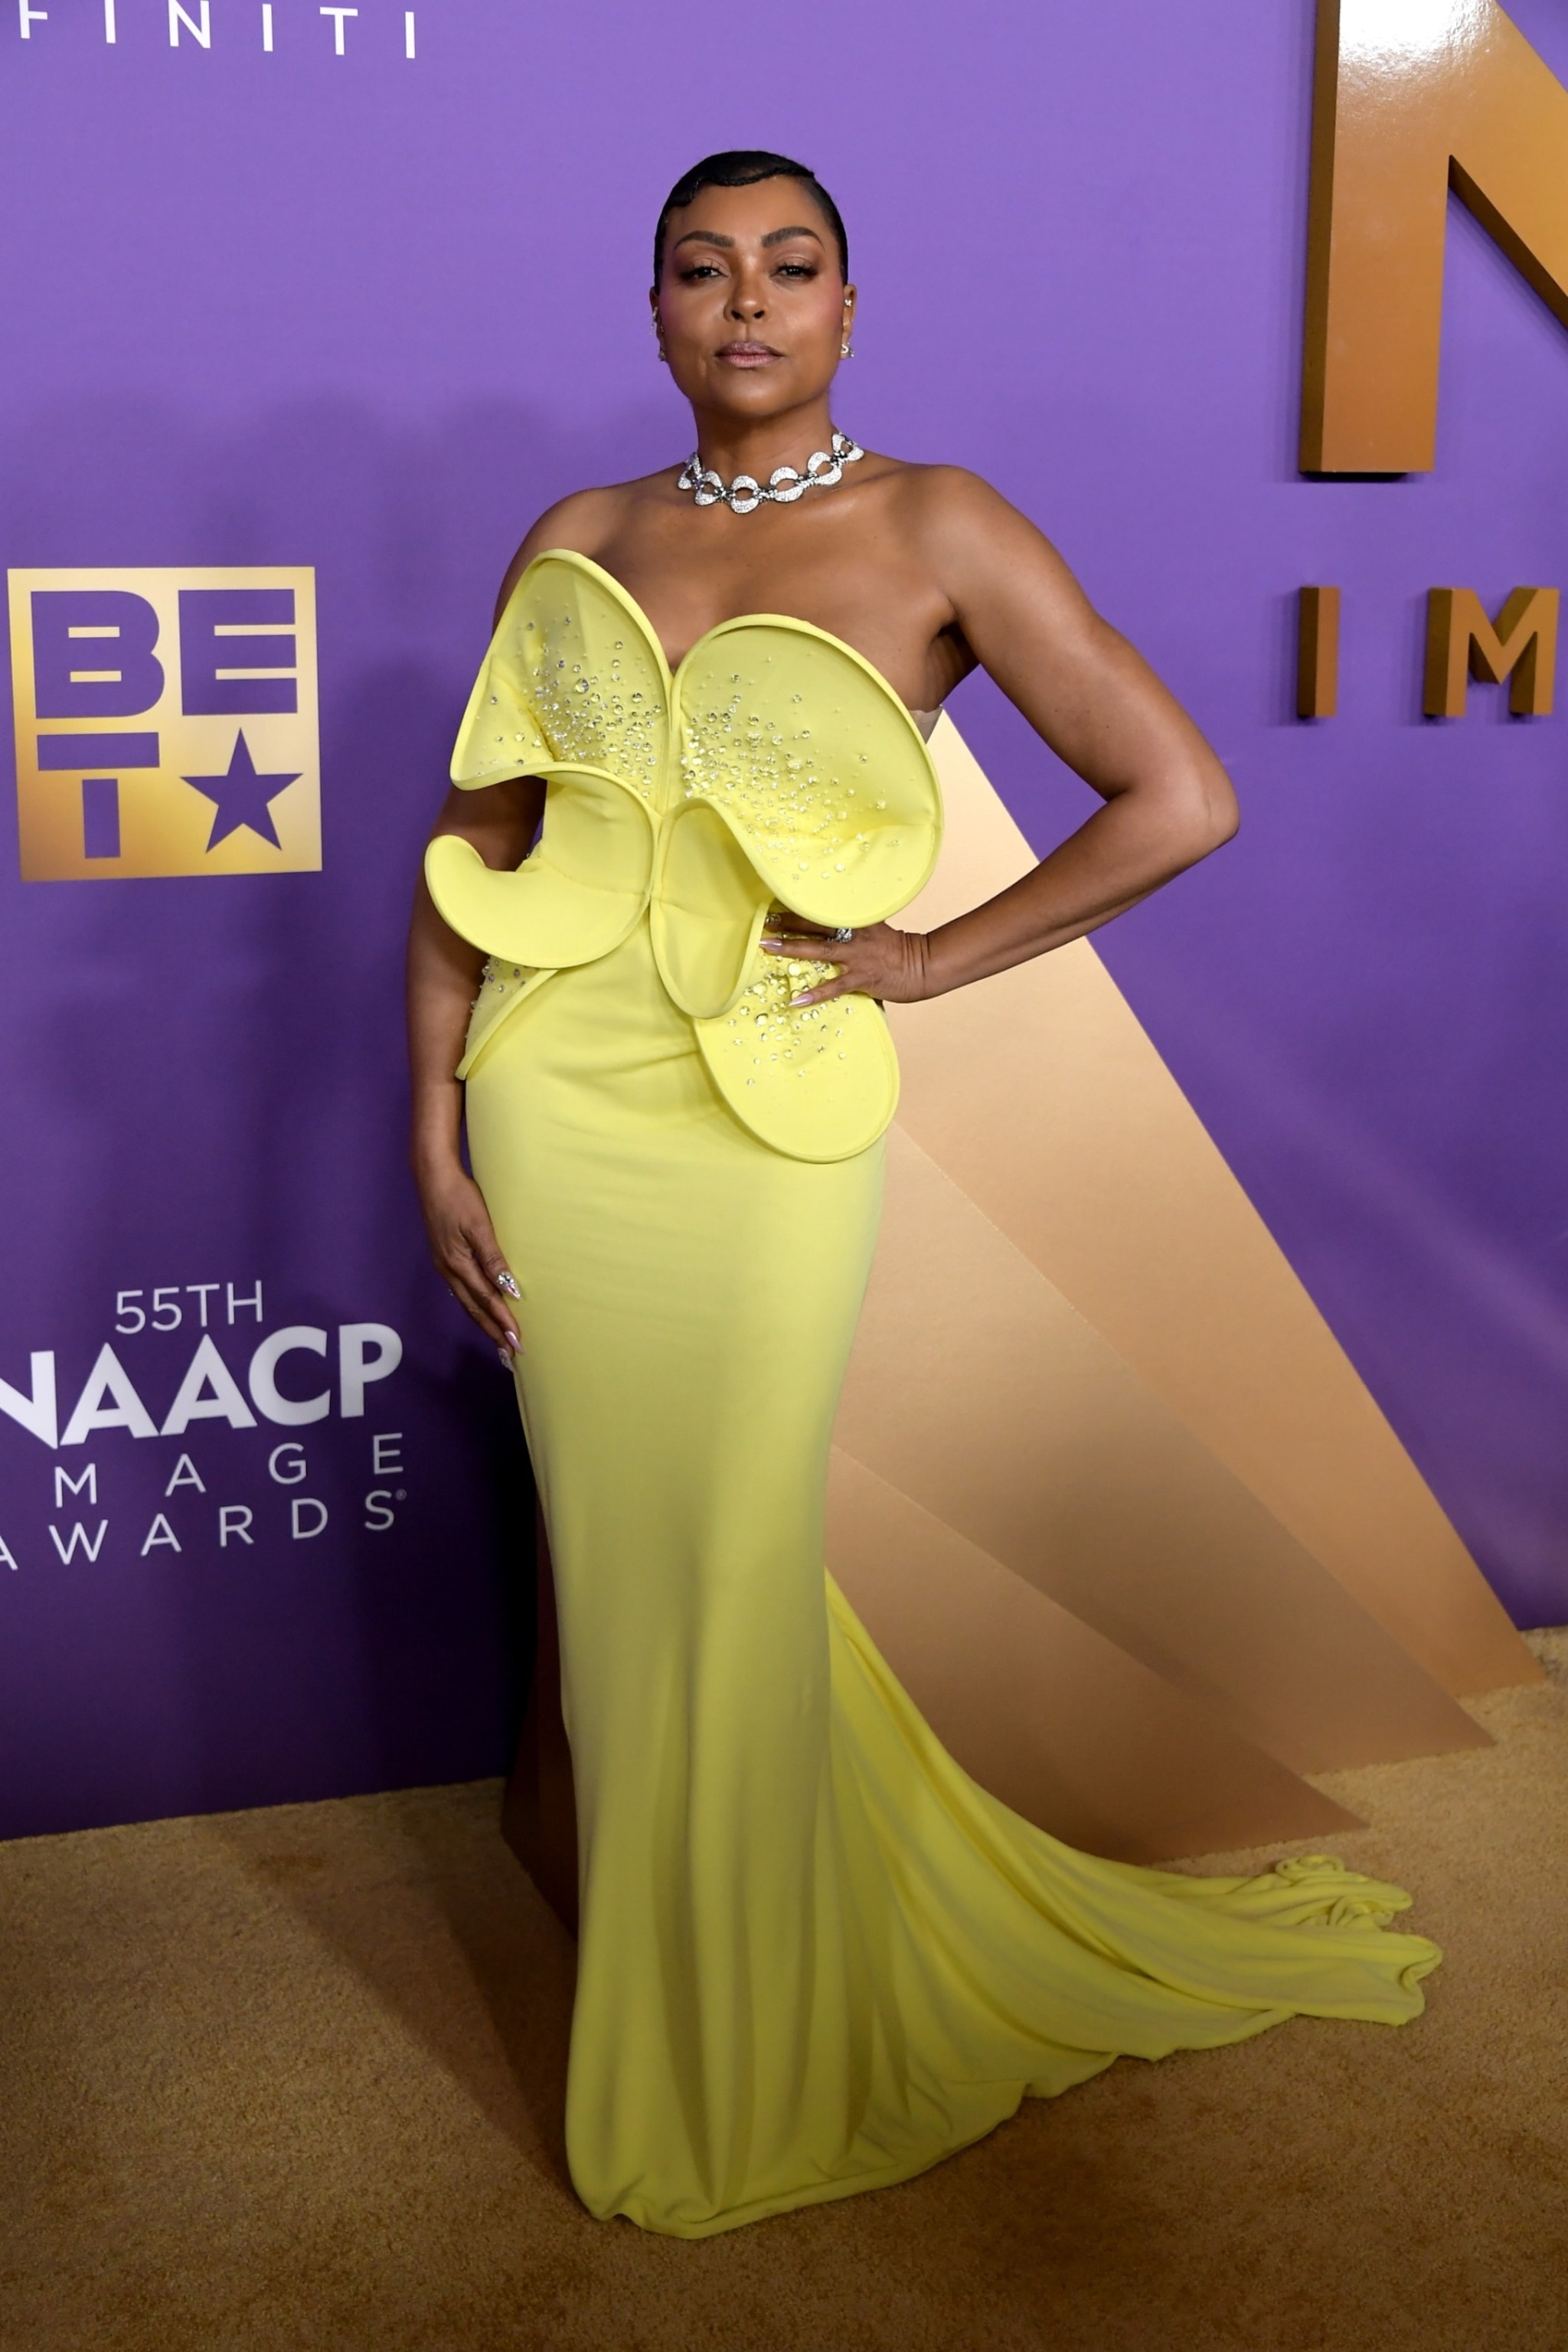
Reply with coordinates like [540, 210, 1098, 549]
[1423, 586, 1560, 714]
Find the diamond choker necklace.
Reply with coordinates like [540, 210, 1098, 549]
[678, 431, 864, 517]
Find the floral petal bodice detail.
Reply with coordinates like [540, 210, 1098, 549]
[425, 550, 943, 1161]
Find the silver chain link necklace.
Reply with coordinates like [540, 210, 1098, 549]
[678, 430, 864, 517]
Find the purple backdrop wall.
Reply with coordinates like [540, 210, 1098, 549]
[3, 0, 1565, 1841]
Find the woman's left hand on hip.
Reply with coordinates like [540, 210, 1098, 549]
[761, 913, 929, 1008]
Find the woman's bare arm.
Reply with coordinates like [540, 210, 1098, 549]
[775, 471, 1237, 1005]
[407, 774, 543, 1350]
[407, 506, 613, 1351]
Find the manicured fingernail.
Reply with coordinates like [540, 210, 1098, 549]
[496, 1272, 521, 1299]
[497, 1345, 513, 1369]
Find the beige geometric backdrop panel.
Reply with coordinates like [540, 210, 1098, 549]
[825, 720, 1537, 1859]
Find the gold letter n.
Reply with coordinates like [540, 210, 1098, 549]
[1303, 0, 1568, 474]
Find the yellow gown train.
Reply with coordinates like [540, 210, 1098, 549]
[430, 551, 1440, 2239]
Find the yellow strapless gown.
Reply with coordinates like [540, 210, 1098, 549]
[427, 551, 1440, 2239]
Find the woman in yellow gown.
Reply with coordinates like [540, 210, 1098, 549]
[407, 152, 1439, 2239]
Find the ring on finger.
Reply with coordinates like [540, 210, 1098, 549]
[831, 926, 853, 944]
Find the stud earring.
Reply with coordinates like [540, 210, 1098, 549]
[840, 339, 854, 358]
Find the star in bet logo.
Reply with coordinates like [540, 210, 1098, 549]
[6, 567, 320, 881]
[182, 732, 303, 851]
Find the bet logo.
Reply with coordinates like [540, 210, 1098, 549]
[6, 567, 319, 880]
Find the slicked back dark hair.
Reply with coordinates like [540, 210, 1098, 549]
[653, 150, 849, 284]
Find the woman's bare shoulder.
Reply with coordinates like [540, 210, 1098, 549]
[871, 458, 1050, 549]
[866, 458, 1081, 628]
[492, 473, 678, 623]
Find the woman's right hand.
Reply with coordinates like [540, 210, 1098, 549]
[416, 1158, 523, 1360]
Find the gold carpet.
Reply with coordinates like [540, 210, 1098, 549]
[4, 1632, 1566, 2352]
